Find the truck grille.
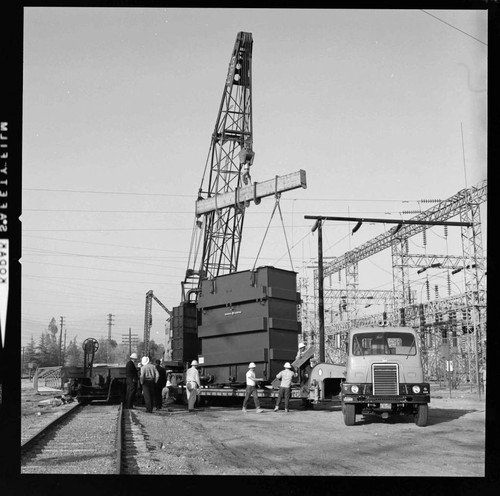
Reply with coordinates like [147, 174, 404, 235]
[372, 364, 398, 395]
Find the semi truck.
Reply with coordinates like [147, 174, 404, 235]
[341, 325, 430, 426]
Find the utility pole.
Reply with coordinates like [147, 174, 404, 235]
[21, 346, 25, 377]
[59, 316, 65, 366]
[63, 328, 67, 365]
[107, 313, 114, 341]
[107, 314, 114, 363]
[129, 327, 132, 357]
[311, 219, 325, 362]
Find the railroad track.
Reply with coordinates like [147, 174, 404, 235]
[21, 402, 161, 474]
[21, 403, 124, 474]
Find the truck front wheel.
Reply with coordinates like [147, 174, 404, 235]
[415, 404, 428, 426]
[343, 404, 356, 426]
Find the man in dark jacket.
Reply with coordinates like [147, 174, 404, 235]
[154, 359, 167, 410]
[125, 353, 139, 409]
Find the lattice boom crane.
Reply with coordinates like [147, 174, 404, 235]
[182, 32, 306, 302]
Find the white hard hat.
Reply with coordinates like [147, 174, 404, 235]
[130, 353, 138, 359]
[298, 342, 305, 348]
[248, 362, 256, 368]
[141, 356, 150, 366]
[191, 360, 199, 366]
[284, 362, 291, 369]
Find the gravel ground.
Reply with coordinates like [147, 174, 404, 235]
[127, 385, 487, 477]
[21, 380, 488, 477]
[21, 381, 78, 444]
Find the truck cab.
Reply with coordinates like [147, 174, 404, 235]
[341, 326, 430, 426]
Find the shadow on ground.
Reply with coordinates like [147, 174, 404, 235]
[353, 406, 478, 426]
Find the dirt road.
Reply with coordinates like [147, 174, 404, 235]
[21, 380, 486, 477]
[134, 389, 485, 477]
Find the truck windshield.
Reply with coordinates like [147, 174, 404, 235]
[351, 332, 417, 356]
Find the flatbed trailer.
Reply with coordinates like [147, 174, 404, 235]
[196, 386, 305, 399]
[170, 361, 346, 405]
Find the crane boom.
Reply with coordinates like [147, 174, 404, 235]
[144, 290, 172, 357]
[182, 32, 307, 302]
[182, 32, 254, 301]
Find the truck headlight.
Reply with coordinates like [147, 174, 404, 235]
[351, 385, 359, 394]
[412, 385, 421, 394]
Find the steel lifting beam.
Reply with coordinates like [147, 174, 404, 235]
[196, 170, 307, 215]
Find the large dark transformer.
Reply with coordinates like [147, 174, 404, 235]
[172, 266, 301, 386]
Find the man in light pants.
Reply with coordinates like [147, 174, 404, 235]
[242, 362, 263, 413]
[274, 362, 297, 413]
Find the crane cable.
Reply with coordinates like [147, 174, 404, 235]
[252, 195, 294, 272]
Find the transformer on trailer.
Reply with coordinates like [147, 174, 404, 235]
[197, 266, 301, 385]
[170, 31, 306, 373]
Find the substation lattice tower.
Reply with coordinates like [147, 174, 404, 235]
[307, 180, 486, 385]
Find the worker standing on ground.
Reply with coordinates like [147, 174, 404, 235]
[242, 362, 264, 413]
[154, 360, 167, 410]
[274, 362, 296, 413]
[125, 352, 139, 409]
[185, 360, 201, 412]
[140, 356, 159, 413]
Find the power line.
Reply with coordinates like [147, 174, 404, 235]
[23, 234, 186, 253]
[22, 208, 406, 215]
[21, 259, 180, 276]
[23, 227, 193, 232]
[22, 208, 194, 213]
[22, 247, 185, 259]
[21, 255, 183, 272]
[23, 187, 193, 197]
[23, 187, 428, 203]
[23, 274, 180, 285]
[421, 10, 487, 46]
[22, 225, 314, 232]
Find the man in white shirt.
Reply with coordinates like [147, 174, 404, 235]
[185, 360, 201, 412]
[274, 362, 297, 413]
[242, 362, 263, 413]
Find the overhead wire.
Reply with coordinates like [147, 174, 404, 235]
[23, 187, 193, 197]
[420, 9, 487, 46]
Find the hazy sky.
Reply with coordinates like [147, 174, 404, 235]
[21, 7, 487, 348]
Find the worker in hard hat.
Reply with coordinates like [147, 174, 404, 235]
[295, 341, 314, 409]
[295, 341, 306, 361]
[274, 362, 297, 413]
[242, 362, 264, 413]
[140, 356, 159, 413]
[185, 360, 201, 412]
[125, 352, 139, 409]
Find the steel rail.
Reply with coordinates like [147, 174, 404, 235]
[21, 402, 83, 456]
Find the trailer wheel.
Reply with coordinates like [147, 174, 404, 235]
[415, 404, 428, 426]
[343, 404, 356, 426]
